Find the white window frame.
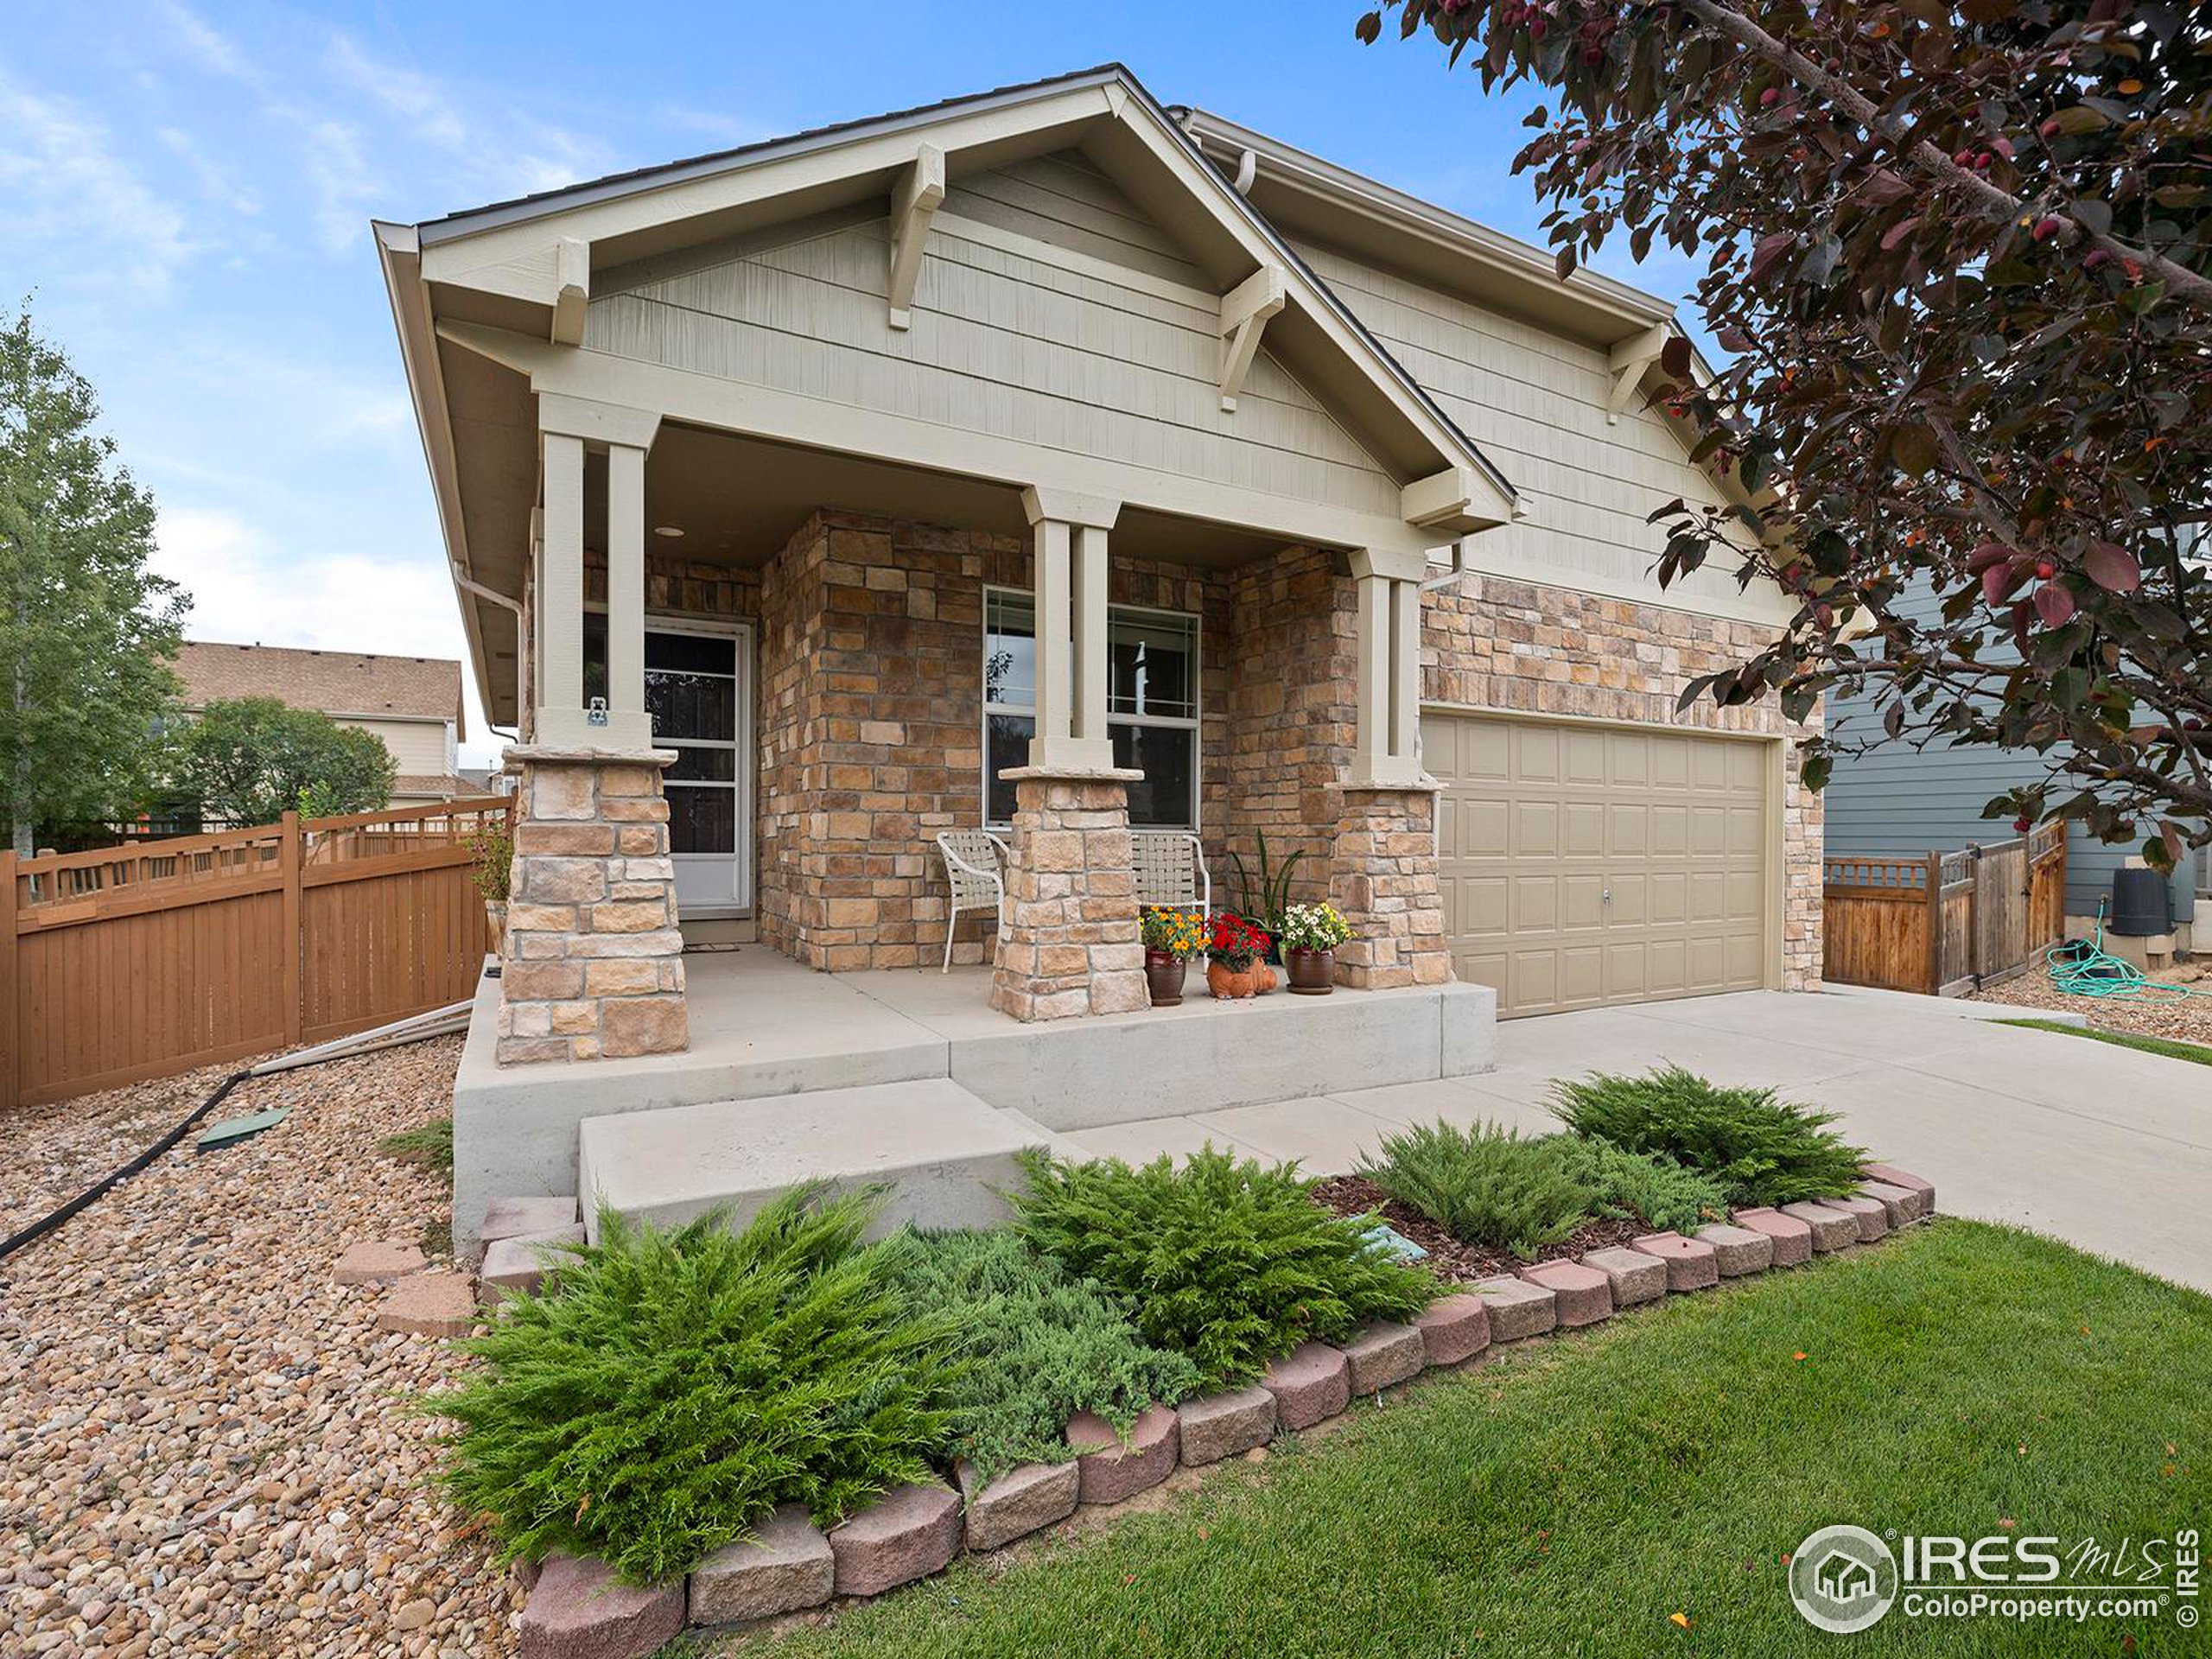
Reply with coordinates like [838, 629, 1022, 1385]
[981, 584, 1202, 831]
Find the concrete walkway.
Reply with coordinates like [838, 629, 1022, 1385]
[1066, 989, 2212, 1294]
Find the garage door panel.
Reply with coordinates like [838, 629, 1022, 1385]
[1426, 710, 1771, 1018]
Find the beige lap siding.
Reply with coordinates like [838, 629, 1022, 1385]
[1422, 573, 1823, 992]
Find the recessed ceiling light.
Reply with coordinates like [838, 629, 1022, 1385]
[653, 524, 685, 538]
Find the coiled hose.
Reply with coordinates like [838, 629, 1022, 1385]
[2044, 901, 2212, 1001]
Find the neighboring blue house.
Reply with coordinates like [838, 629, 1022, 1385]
[1823, 591, 2205, 953]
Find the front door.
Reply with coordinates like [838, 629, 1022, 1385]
[585, 615, 751, 913]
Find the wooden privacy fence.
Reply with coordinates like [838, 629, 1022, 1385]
[1, 798, 510, 1111]
[1822, 823, 2067, 997]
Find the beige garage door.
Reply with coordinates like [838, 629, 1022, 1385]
[1426, 712, 1771, 1017]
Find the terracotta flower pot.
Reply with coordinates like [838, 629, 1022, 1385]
[1144, 950, 1188, 1007]
[1286, 946, 1335, 995]
[1206, 959, 1259, 1000]
[1251, 963, 1278, 995]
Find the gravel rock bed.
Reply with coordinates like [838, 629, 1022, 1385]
[1311, 1174, 1647, 1282]
[0, 1036, 516, 1657]
[1967, 958, 2212, 1046]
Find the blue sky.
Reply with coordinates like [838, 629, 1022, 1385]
[3, 0, 1691, 766]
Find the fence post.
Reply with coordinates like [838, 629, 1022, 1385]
[1923, 850, 1942, 995]
[1, 851, 16, 1112]
[280, 811, 304, 1046]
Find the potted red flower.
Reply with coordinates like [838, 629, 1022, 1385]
[1205, 911, 1270, 1000]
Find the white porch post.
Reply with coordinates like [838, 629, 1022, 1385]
[532, 394, 662, 750]
[1019, 486, 1120, 772]
[1349, 547, 1427, 786]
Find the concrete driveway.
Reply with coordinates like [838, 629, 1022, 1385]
[1065, 988, 2212, 1293]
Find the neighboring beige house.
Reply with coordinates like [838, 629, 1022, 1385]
[174, 641, 468, 807]
[377, 63, 1820, 1090]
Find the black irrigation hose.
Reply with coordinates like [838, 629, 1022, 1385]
[0, 1070, 252, 1265]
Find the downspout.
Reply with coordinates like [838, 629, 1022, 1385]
[1232, 149, 1258, 197]
[452, 566, 530, 751]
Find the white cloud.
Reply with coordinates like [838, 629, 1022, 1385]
[296, 114, 379, 255]
[153, 0, 257, 86]
[327, 34, 466, 149]
[156, 125, 259, 216]
[0, 73, 198, 299]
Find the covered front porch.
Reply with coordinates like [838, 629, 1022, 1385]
[449, 943, 1497, 1242]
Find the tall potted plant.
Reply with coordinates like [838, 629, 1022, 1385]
[1225, 832, 1305, 964]
[1279, 901, 1352, 995]
[1140, 906, 1206, 1007]
[1205, 911, 1270, 1000]
[466, 819, 514, 954]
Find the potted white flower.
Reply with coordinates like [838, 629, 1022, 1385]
[1278, 901, 1351, 995]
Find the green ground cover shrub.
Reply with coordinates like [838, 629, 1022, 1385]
[1360, 1121, 1736, 1255]
[429, 1185, 956, 1586]
[1359, 1121, 1591, 1260]
[1009, 1147, 1433, 1388]
[1555, 1136, 1733, 1235]
[1548, 1065, 1866, 1206]
[378, 1115, 453, 1179]
[899, 1229, 1201, 1484]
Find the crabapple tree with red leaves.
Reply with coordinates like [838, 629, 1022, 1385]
[1359, 0, 2212, 866]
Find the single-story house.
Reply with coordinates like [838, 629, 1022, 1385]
[376, 66, 1821, 1235]
[174, 640, 470, 807]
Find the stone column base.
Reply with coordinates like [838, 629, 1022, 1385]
[988, 766, 1149, 1022]
[497, 745, 690, 1064]
[1331, 780, 1452, 990]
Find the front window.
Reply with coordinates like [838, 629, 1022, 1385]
[983, 588, 1199, 829]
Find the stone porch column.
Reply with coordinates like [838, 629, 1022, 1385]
[1332, 547, 1451, 988]
[988, 766, 1150, 1021]
[988, 487, 1145, 1020]
[498, 392, 689, 1063]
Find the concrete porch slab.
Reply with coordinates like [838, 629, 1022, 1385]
[575, 1077, 1046, 1241]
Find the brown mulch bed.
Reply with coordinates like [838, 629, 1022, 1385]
[1313, 1173, 1648, 1284]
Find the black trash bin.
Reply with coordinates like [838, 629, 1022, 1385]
[2108, 868, 2171, 937]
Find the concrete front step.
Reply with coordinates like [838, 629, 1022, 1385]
[576, 1079, 1049, 1242]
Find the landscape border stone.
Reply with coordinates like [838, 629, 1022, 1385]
[1340, 1322, 1426, 1395]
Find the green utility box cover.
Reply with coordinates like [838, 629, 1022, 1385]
[195, 1106, 291, 1151]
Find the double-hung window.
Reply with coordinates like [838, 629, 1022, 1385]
[982, 588, 1200, 829]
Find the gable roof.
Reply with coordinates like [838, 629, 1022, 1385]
[175, 641, 465, 736]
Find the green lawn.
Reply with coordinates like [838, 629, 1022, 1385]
[1997, 1017, 2212, 1068]
[731, 1223, 2209, 1658]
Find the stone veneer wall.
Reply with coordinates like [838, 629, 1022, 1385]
[1423, 573, 1825, 991]
[754, 510, 1229, 971]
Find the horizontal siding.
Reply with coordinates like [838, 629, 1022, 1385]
[942, 152, 1206, 287]
[1292, 240, 1762, 613]
[587, 204, 1401, 516]
[344, 717, 448, 777]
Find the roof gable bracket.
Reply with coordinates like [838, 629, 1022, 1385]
[551, 237, 589, 346]
[1216, 264, 1287, 413]
[887, 143, 946, 331]
[1606, 321, 1669, 423]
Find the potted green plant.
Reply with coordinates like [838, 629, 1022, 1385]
[1279, 900, 1352, 995]
[1205, 911, 1270, 1000]
[465, 818, 514, 953]
[1140, 906, 1207, 1007]
[1225, 832, 1304, 964]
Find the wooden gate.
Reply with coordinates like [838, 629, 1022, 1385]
[2, 798, 507, 1110]
[1824, 823, 2068, 997]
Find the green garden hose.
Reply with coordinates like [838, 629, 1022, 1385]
[2044, 901, 2212, 1001]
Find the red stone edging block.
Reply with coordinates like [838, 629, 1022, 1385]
[1262, 1342, 1351, 1431]
[1471, 1275, 1557, 1341]
[1414, 1294, 1491, 1366]
[957, 1459, 1079, 1552]
[1630, 1230, 1721, 1293]
[519, 1554, 684, 1659]
[1861, 1165, 1936, 1218]
[1694, 1223, 1775, 1276]
[1065, 1406, 1179, 1503]
[481, 1224, 588, 1300]
[1177, 1385, 1277, 1465]
[376, 1274, 480, 1337]
[1580, 1246, 1668, 1306]
[1827, 1195, 1890, 1243]
[1516, 1260, 1612, 1326]
[828, 1481, 962, 1598]
[689, 1504, 833, 1624]
[1778, 1201, 1861, 1253]
[1731, 1207, 1815, 1266]
[1340, 1322, 1426, 1395]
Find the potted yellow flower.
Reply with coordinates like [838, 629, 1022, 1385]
[1279, 901, 1351, 995]
[1139, 906, 1208, 1007]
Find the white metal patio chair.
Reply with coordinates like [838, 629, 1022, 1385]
[1132, 830, 1211, 920]
[936, 829, 1011, 972]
